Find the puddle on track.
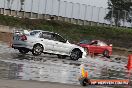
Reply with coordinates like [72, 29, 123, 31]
[0, 42, 132, 87]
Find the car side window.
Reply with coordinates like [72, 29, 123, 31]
[98, 41, 107, 46]
[90, 41, 98, 46]
[40, 32, 53, 40]
[53, 34, 66, 43]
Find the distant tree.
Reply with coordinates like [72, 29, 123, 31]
[105, 0, 132, 26]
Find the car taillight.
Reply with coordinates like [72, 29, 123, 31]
[21, 35, 27, 41]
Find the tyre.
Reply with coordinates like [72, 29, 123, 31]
[70, 50, 81, 60]
[79, 78, 91, 86]
[18, 48, 29, 54]
[103, 50, 110, 58]
[57, 55, 66, 59]
[32, 44, 43, 56]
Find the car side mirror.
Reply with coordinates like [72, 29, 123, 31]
[109, 44, 113, 46]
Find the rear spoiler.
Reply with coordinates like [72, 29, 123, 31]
[13, 29, 30, 35]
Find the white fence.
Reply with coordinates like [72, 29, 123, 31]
[0, 0, 131, 27]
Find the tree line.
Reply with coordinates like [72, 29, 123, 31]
[105, 0, 132, 26]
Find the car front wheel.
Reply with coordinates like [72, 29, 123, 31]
[70, 50, 81, 60]
[32, 44, 43, 56]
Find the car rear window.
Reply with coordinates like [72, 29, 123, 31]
[30, 31, 40, 36]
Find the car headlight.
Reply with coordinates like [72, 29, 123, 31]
[83, 47, 88, 52]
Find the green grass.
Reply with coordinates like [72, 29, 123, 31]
[0, 14, 132, 48]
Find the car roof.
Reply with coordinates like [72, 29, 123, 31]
[31, 30, 60, 35]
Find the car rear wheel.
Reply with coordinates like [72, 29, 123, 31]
[103, 50, 110, 58]
[18, 48, 29, 54]
[32, 44, 43, 56]
[70, 50, 81, 60]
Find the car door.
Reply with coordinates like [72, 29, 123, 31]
[89, 40, 99, 53]
[52, 34, 71, 55]
[39, 32, 55, 52]
[97, 41, 107, 53]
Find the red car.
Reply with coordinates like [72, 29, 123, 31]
[79, 40, 112, 57]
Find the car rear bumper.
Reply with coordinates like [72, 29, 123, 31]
[12, 44, 33, 50]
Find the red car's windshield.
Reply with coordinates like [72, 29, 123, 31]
[80, 40, 108, 46]
[79, 40, 91, 44]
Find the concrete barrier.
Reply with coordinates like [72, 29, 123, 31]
[0, 25, 14, 33]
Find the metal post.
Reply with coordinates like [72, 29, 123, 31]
[16, 0, 19, 16]
[117, 10, 120, 27]
[58, 0, 61, 20]
[30, 0, 33, 18]
[64, 1, 67, 21]
[103, 8, 107, 26]
[51, 0, 54, 15]
[70, 2, 73, 23]
[83, 4, 87, 25]
[111, 7, 114, 27]
[37, 0, 40, 19]
[44, 0, 47, 19]
[23, 0, 26, 18]
[123, 10, 127, 27]
[0, 8, 1, 15]
[90, 6, 94, 26]
[77, 3, 80, 24]
[10, 0, 14, 16]
[97, 7, 101, 26]
[3, 0, 6, 15]
[7, 0, 10, 9]
[10, 0, 14, 9]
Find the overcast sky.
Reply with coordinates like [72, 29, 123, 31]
[62, 0, 108, 8]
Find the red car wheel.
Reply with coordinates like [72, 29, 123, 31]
[103, 50, 110, 58]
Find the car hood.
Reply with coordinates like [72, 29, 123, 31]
[68, 43, 86, 51]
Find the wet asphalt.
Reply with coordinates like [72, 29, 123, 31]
[0, 42, 132, 88]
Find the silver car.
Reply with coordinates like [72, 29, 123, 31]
[12, 30, 87, 60]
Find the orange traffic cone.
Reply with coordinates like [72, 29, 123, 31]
[81, 66, 85, 78]
[85, 71, 88, 78]
[81, 65, 89, 78]
[126, 54, 132, 70]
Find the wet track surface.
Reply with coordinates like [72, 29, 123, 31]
[0, 42, 132, 87]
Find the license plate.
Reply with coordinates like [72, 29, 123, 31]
[14, 36, 20, 40]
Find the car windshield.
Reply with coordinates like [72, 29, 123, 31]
[79, 40, 91, 44]
[30, 31, 40, 36]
